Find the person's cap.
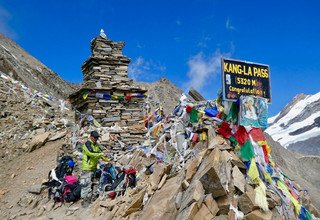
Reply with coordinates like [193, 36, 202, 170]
[90, 130, 100, 138]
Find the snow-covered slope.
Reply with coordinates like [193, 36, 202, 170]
[266, 92, 320, 155]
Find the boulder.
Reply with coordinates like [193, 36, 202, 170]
[245, 210, 273, 220]
[205, 125, 216, 144]
[230, 151, 246, 169]
[204, 194, 219, 216]
[266, 190, 281, 209]
[48, 130, 67, 141]
[28, 184, 43, 194]
[26, 132, 50, 152]
[176, 202, 199, 220]
[193, 148, 227, 198]
[182, 180, 190, 190]
[216, 195, 231, 215]
[139, 173, 183, 220]
[175, 192, 183, 209]
[238, 185, 256, 214]
[185, 157, 201, 182]
[207, 136, 223, 150]
[193, 141, 207, 151]
[149, 163, 166, 191]
[214, 215, 228, 220]
[194, 203, 214, 220]
[180, 180, 205, 211]
[232, 166, 245, 193]
[193, 148, 231, 198]
[158, 174, 167, 190]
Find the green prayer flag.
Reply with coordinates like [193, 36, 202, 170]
[240, 139, 254, 161]
[226, 102, 239, 123]
[280, 171, 293, 181]
[190, 109, 199, 123]
[306, 209, 313, 220]
[229, 135, 238, 147]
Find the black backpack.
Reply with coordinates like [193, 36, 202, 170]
[55, 156, 74, 180]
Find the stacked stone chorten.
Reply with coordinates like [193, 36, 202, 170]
[69, 30, 147, 146]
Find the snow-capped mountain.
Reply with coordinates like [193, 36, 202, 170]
[266, 92, 320, 155]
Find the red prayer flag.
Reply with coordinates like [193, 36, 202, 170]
[217, 121, 232, 139]
[233, 126, 249, 145]
[262, 145, 270, 163]
[249, 127, 266, 142]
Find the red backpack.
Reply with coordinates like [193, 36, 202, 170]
[63, 175, 81, 202]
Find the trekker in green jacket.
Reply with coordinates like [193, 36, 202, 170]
[80, 130, 109, 207]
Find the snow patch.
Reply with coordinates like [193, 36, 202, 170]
[268, 113, 280, 124]
[11, 54, 18, 60]
[0, 45, 9, 52]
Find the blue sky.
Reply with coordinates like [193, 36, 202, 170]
[0, 0, 320, 116]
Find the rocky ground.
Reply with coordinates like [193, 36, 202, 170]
[0, 73, 320, 219]
[0, 72, 74, 164]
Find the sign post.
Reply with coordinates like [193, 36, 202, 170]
[221, 58, 271, 102]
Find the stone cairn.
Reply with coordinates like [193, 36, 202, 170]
[69, 30, 147, 150]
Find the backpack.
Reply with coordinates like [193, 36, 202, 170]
[55, 156, 74, 180]
[63, 175, 81, 203]
[43, 155, 75, 202]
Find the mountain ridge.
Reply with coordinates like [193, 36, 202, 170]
[266, 92, 320, 155]
[0, 33, 77, 99]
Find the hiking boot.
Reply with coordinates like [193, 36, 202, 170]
[81, 198, 90, 208]
[91, 193, 99, 203]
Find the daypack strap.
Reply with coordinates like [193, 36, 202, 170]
[85, 141, 93, 152]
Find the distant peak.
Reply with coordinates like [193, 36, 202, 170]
[159, 77, 170, 83]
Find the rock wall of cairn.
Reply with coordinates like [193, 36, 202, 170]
[81, 36, 132, 88]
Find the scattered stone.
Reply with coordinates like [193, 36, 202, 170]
[65, 206, 79, 216]
[37, 206, 45, 217]
[28, 184, 43, 194]
[46, 201, 55, 212]
[0, 188, 8, 196]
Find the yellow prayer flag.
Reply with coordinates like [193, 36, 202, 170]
[248, 158, 259, 182]
[82, 93, 88, 100]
